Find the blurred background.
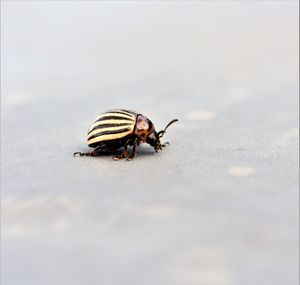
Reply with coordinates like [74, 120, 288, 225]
[1, 1, 299, 285]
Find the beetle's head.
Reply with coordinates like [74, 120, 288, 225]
[146, 131, 161, 151]
[146, 119, 178, 152]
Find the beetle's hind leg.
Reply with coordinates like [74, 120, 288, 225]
[113, 145, 128, 161]
[73, 150, 97, 157]
[73, 146, 102, 157]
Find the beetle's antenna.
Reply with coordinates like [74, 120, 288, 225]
[158, 119, 178, 138]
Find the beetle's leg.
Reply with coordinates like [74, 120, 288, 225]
[127, 143, 137, 161]
[73, 149, 98, 157]
[73, 146, 103, 157]
[113, 145, 128, 161]
[161, 142, 170, 147]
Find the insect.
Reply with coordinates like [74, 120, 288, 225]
[73, 109, 178, 160]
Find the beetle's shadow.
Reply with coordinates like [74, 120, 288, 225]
[130, 146, 156, 157]
[99, 146, 155, 157]
[85, 145, 155, 158]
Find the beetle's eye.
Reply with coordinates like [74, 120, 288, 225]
[149, 132, 156, 140]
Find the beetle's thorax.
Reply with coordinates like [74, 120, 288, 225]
[134, 114, 163, 151]
[134, 114, 156, 141]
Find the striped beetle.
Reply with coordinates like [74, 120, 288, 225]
[73, 109, 178, 160]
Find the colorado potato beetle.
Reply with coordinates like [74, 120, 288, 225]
[73, 109, 178, 160]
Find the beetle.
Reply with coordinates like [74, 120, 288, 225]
[73, 109, 178, 160]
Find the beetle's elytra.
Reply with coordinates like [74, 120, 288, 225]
[73, 109, 178, 160]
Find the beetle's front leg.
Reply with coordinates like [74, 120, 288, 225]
[113, 145, 128, 161]
[161, 142, 170, 147]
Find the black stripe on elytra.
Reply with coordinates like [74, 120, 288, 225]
[95, 116, 134, 123]
[120, 109, 139, 115]
[88, 127, 132, 141]
[88, 123, 133, 134]
[106, 110, 136, 117]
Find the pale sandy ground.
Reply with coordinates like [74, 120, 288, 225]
[1, 2, 299, 285]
